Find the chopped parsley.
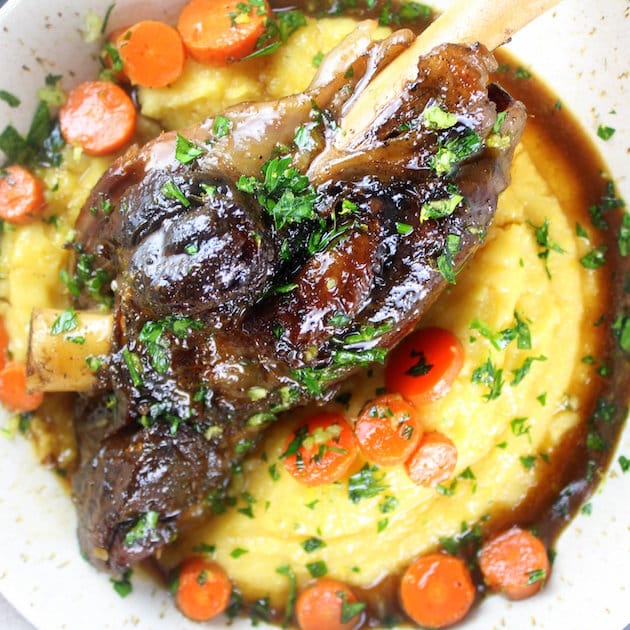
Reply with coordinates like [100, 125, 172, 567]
[430, 132, 482, 176]
[245, 8, 307, 58]
[618, 455, 630, 473]
[312, 51, 324, 67]
[423, 105, 458, 130]
[529, 217, 565, 278]
[110, 569, 133, 598]
[580, 245, 607, 270]
[0, 90, 20, 108]
[306, 560, 328, 577]
[301, 537, 326, 553]
[596, 125, 616, 141]
[520, 455, 538, 470]
[124, 510, 160, 547]
[230, 547, 249, 558]
[405, 350, 433, 376]
[510, 416, 531, 441]
[237, 155, 316, 230]
[161, 180, 190, 207]
[175, 133, 206, 164]
[437, 233, 462, 284]
[471, 356, 504, 400]
[275, 564, 297, 623]
[138, 316, 203, 373]
[50, 308, 78, 335]
[527, 568, 546, 585]
[338, 591, 366, 624]
[470, 311, 532, 350]
[122, 348, 143, 387]
[212, 115, 232, 138]
[348, 464, 388, 503]
[510, 354, 547, 386]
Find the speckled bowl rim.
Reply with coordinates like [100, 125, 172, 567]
[0, 1, 628, 629]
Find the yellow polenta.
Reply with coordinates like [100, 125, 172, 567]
[0, 16, 602, 608]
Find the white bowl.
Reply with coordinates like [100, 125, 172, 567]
[0, 1, 628, 628]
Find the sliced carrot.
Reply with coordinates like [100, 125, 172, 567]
[405, 431, 458, 487]
[0, 361, 44, 412]
[295, 578, 365, 630]
[0, 165, 46, 225]
[175, 557, 232, 622]
[0, 318, 8, 371]
[478, 526, 550, 600]
[354, 393, 422, 467]
[59, 80, 136, 156]
[116, 21, 186, 88]
[385, 327, 464, 405]
[400, 553, 475, 628]
[177, 0, 270, 66]
[282, 413, 358, 486]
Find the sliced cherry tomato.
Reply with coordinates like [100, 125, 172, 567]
[354, 393, 422, 466]
[385, 327, 464, 404]
[282, 413, 358, 486]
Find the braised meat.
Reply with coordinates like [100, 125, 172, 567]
[70, 36, 526, 573]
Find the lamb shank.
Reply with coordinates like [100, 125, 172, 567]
[29, 23, 527, 573]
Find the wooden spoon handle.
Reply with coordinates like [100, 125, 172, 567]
[337, 0, 562, 150]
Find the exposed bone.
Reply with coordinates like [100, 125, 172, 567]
[333, 0, 562, 153]
[27, 308, 113, 392]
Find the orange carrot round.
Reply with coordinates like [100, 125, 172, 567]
[282, 413, 358, 486]
[0, 165, 46, 225]
[354, 393, 422, 467]
[400, 553, 475, 628]
[0, 361, 44, 412]
[175, 557, 232, 622]
[59, 80, 136, 156]
[116, 21, 186, 88]
[177, 0, 270, 66]
[295, 578, 365, 630]
[478, 526, 550, 600]
[385, 327, 464, 405]
[405, 431, 458, 487]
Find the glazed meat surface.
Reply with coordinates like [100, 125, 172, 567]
[70, 36, 526, 573]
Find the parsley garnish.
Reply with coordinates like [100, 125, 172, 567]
[0, 90, 20, 108]
[175, 133, 206, 164]
[437, 233, 461, 283]
[110, 569, 133, 598]
[161, 180, 190, 207]
[338, 591, 366, 624]
[580, 245, 607, 269]
[237, 156, 316, 230]
[50, 308, 78, 335]
[230, 547, 249, 558]
[423, 105, 458, 130]
[471, 356, 504, 400]
[306, 560, 328, 577]
[212, 115, 232, 138]
[405, 350, 433, 376]
[421, 191, 463, 222]
[520, 455, 537, 470]
[348, 464, 388, 503]
[430, 132, 482, 176]
[138, 316, 203, 373]
[618, 455, 630, 473]
[527, 568, 546, 585]
[245, 9, 307, 58]
[124, 510, 160, 547]
[529, 217, 565, 278]
[122, 348, 143, 387]
[275, 565, 297, 623]
[510, 354, 547, 385]
[301, 537, 326, 553]
[596, 125, 615, 141]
